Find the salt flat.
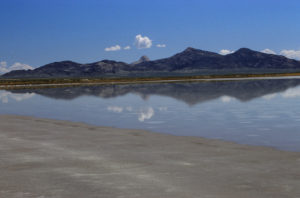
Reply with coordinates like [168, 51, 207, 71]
[0, 115, 299, 198]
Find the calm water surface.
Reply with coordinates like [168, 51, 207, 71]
[1, 78, 300, 151]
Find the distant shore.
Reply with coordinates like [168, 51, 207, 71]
[0, 115, 300, 198]
[1, 72, 300, 89]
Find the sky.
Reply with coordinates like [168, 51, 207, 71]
[1, 0, 300, 71]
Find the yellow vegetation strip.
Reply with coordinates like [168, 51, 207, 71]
[1, 73, 300, 89]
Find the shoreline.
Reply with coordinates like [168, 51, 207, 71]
[1, 115, 300, 198]
[1, 73, 300, 89]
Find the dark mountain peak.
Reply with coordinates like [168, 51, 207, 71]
[236, 47, 252, 52]
[233, 48, 257, 55]
[38, 60, 81, 70]
[184, 47, 198, 52]
[131, 55, 150, 65]
[139, 55, 150, 62]
[59, 60, 78, 64]
[90, 60, 129, 67]
[227, 48, 266, 59]
[46, 60, 79, 65]
[101, 60, 118, 64]
[43, 60, 79, 67]
[178, 47, 221, 58]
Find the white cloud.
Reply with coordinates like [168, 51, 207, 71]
[156, 44, 166, 48]
[0, 61, 7, 67]
[261, 49, 276, 55]
[107, 106, 123, 113]
[280, 50, 300, 60]
[124, 46, 131, 50]
[105, 45, 121, 52]
[138, 107, 154, 122]
[0, 61, 8, 73]
[0, 61, 33, 74]
[219, 49, 234, 55]
[10, 62, 33, 71]
[134, 34, 152, 49]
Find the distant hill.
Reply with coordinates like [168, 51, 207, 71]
[2, 47, 300, 79]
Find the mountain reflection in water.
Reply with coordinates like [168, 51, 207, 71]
[6, 78, 300, 105]
[1, 78, 300, 151]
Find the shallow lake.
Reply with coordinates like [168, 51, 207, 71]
[1, 78, 300, 151]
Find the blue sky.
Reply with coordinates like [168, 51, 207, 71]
[1, 0, 300, 70]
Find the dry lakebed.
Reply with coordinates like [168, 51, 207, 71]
[0, 115, 299, 198]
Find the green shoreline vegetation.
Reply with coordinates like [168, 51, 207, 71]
[1, 72, 300, 89]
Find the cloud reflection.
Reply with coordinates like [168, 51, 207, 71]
[281, 87, 300, 98]
[220, 96, 233, 103]
[262, 86, 300, 100]
[138, 107, 154, 122]
[107, 106, 123, 113]
[158, 106, 168, 111]
[262, 93, 277, 100]
[107, 105, 155, 122]
[0, 92, 35, 103]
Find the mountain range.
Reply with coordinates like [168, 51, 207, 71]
[2, 47, 300, 79]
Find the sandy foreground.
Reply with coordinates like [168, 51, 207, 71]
[0, 115, 300, 198]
